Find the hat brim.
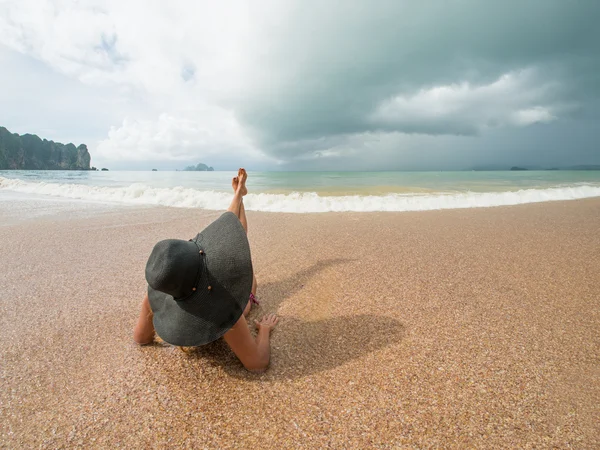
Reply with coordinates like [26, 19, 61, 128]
[148, 212, 253, 346]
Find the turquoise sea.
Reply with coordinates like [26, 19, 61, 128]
[1, 170, 600, 213]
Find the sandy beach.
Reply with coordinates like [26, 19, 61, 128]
[1, 198, 599, 448]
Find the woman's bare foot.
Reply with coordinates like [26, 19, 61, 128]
[235, 168, 248, 196]
[232, 174, 247, 196]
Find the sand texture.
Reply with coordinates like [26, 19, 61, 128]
[1, 199, 599, 448]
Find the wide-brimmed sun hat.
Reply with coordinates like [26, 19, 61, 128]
[145, 212, 253, 346]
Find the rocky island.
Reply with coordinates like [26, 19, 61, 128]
[0, 126, 91, 170]
[184, 163, 214, 171]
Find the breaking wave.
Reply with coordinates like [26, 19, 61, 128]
[1, 177, 600, 213]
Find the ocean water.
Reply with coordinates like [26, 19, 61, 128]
[1, 170, 600, 213]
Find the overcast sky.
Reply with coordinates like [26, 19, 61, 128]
[1, 0, 599, 170]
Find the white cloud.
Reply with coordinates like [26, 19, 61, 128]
[512, 107, 556, 126]
[0, 0, 277, 96]
[371, 71, 559, 134]
[0, 0, 278, 166]
[95, 112, 268, 164]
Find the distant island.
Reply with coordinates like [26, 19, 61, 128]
[0, 126, 91, 170]
[470, 165, 600, 171]
[184, 163, 214, 171]
[568, 165, 600, 170]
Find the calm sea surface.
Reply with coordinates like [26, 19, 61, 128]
[2, 170, 600, 193]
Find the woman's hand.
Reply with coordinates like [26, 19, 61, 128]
[254, 313, 279, 333]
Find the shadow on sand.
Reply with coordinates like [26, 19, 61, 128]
[173, 258, 404, 380]
[257, 257, 353, 311]
[189, 313, 404, 380]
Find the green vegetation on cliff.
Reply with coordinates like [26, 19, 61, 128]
[0, 126, 91, 170]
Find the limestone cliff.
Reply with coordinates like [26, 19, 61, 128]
[0, 126, 91, 170]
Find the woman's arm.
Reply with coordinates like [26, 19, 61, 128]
[223, 314, 278, 372]
[133, 293, 155, 345]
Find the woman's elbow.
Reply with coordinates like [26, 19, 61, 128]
[242, 357, 269, 373]
[133, 329, 154, 345]
[244, 364, 268, 373]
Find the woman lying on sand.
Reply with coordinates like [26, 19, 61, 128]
[133, 169, 279, 372]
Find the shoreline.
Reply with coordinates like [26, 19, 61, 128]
[3, 172, 600, 213]
[1, 198, 599, 447]
[2, 188, 600, 222]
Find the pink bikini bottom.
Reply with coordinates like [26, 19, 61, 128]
[249, 292, 259, 305]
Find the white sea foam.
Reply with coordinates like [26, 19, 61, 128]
[1, 177, 600, 213]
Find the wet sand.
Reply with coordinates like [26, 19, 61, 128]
[1, 199, 599, 448]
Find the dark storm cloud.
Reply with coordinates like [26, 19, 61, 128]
[235, 0, 600, 164]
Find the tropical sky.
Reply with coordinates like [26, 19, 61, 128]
[1, 1, 599, 170]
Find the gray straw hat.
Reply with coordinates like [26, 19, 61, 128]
[145, 212, 253, 346]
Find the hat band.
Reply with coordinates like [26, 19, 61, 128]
[175, 238, 209, 302]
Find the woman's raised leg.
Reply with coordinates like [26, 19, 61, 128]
[231, 169, 258, 316]
[231, 174, 248, 233]
[229, 168, 247, 231]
